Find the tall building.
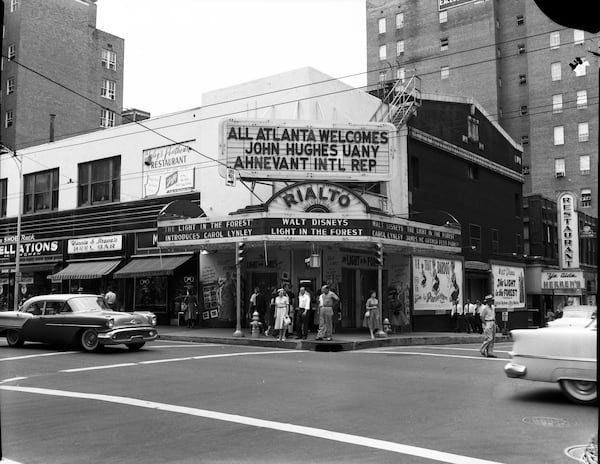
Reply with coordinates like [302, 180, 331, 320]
[366, 0, 598, 218]
[1, 0, 124, 150]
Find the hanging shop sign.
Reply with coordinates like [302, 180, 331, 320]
[68, 235, 123, 254]
[541, 270, 585, 293]
[491, 264, 525, 309]
[557, 192, 580, 269]
[0, 239, 62, 259]
[439, 0, 476, 10]
[220, 119, 395, 182]
[412, 256, 463, 311]
[142, 141, 195, 197]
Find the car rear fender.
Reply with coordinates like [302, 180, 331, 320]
[552, 367, 597, 384]
[0, 312, 33, 330]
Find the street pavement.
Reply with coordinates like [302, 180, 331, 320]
[157, 325, 510, 351]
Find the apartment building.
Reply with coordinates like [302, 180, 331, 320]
[366, 0, 598, 218]
[1, 0, 124, 150]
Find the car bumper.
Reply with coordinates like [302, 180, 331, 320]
[98, 327, 158, 345]
[504, 362, 527, 378]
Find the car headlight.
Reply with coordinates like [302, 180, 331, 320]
[107, 318, 114, 329]
[150, 315, 157, 327]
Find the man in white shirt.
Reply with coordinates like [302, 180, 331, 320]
[296, 287, 311, 339]
[105, 287, 117, 310]
[464, 299, 477, 333]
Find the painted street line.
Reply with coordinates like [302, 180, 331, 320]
[360, 350, 507, 361]
[0, 385, 505, 464]
[61, 350, 303, 373]
[146, 344, 223, 348]
[0, 351, 78, 362]
[0, 377, 28, 384]
[392, 346, 510, 354]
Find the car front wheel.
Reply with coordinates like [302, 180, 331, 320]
[125, 342, 145, 351]
[6, 330, 24, 348]
[80, 329, 100, 352]
[559, 379, 597, 405]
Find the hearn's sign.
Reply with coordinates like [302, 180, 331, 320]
[220, 119, 395, 182]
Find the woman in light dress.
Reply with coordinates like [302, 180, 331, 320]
[364, 290, 380, 339]
[274, 288, 290, 341]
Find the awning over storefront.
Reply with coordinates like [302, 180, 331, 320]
[48, 259, 121, 280]
[113, 254, 192, 279]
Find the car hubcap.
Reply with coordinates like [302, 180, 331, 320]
[83, 331, 97, 348]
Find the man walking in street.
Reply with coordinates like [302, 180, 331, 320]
[316, 285, 339, 341]
[479, 295, 497, 357]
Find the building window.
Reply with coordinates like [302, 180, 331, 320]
[580, 155, 591, 175]
[553, 126, 564, 145]
[576, 90, 588, 109]
[554, 158, 565, 177]
[550, 31, 560, 49]
[396, 67, 405, 82]
[396, 40, 405, 56]
[0, 179, 6, 218]
[100, 79, 116, 100]
[578, 122, 589, 142]
[440, 38, 449, 51]
[516, 15, 525, 26]
[378, 17, 386, 34]
[378, 44, 386, 60]
[78, 156, 121, 206]
[23, 169, 59, 213]
[7, 44, 16, 61]
[100, 109, 116, 128]
[519, 74, 527, 85]
[4, 111, 13, 128]
[517, 44, 526, 54]
[521, 135, 529, 145]
[491, 229, 500, 253]
[520, 105, 528, 116]
[522, 165, 530, 175]
[439, 11, 447, 24]
[6, 77, 15, 95]
[573, 29, 584, 45]
[379, 71, 386, 83]
[467, 116, 479, 141]
[551, 62, 561, 81]
[467, 164, 479, 180]
[574, 59, 587, 76]
[101, 48, 117, 70]
[552, 94, 563, 113]
[580, 189, 592, 208]
[469, 224, 481, 252]
[440, 66, 449, 80]
[396, 13, 404, 29]
[10, 0, 18, 12]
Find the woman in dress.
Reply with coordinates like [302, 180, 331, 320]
[274, 288, 290, 341]
[365, 290, 380, 339]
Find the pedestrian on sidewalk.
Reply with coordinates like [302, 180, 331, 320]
[316, 285, 338, 341]
[182, 289, 199, 328]
[364, 290, 380, 339]
[296, 287, 311, 339]
[465, 299, 477, 333]
[274, 288, 290, 341]
[474, 299, 483, 333]
[264, 287, 276, 336]
[479, 294, 497, 357]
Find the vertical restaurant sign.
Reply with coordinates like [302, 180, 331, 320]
[220, 119, 395, 182]
[143, 141, 195, 197]
[491, 264, 525, 309]
[557, 192, 580, 269]
[412, 256, 463, 311]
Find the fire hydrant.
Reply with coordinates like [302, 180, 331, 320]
[383, 318, 392, 335]
[250, 310, 262, 338]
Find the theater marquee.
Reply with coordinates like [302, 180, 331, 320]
[220, 119, 395, 181]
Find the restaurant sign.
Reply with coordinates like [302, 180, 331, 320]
[142, 141, 195, 197]
[541, 270, 584, 292]
[68, 235, 123, 254]
[220, 119, 394, 182]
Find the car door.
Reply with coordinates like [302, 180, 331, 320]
[19, 301, 46, 342]
[39, 301, 70, 344]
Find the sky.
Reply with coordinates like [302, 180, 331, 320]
[96, 0, 367, 117]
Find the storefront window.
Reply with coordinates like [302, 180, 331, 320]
[135, 276, 167, 311]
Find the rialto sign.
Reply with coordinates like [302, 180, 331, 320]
[220, 119, 395, 182]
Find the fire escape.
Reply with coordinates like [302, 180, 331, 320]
[370, 74, 421, 128]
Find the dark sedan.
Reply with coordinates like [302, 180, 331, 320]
[0, 294, 158, 352]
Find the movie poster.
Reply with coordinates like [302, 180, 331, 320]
[413, 256, 463, 311]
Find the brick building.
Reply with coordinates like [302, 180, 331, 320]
[1, 0, 124, 150]
[366, 0, 598, 218]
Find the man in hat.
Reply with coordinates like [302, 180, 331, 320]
[316, 285, 339, 341]
[479, 294, 497, 357]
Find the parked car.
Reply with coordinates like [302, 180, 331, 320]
[548, 305, 597, 328]
[504, 317, 597, 405]
[0, 294, 158, 352]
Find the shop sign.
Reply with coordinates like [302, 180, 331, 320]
[221, 119, 394, 182]
[142, 141, 195, 197]
[158, 214, 461, 249]
[541, 270, 584, 291]
[439, 0, 476, 10]
[0, 239, 62, 259]
[412, 257, 463, 311]
[68, 235, 123, 254]
[557, 192, 579, 269]
[491, 264, 525, 309]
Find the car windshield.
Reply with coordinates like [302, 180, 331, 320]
[68, 296, 110, 313]
[562, 307, 595, 318]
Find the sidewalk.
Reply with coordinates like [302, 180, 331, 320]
[157, 326, 510, 352]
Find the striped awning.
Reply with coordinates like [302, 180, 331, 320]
[113, 255, 192, 279]
[48, 259, 121, 280]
